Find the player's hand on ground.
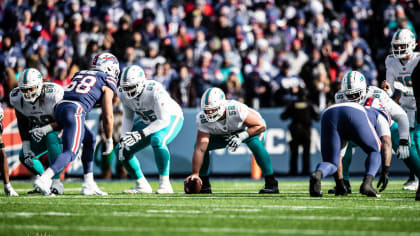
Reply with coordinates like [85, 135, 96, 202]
[121, 131, 142, 147]
[377, 166, 390, 192]
[227, 135, 241, 152]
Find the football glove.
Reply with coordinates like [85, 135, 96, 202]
[103, 138, 114, 155]
[22, 141, 35, 167]
[376, 166, 390, 192]
[121, 131, 145, 147]
[397, 139, 410, 160]
[29, 125, 53, 142]
[226, 131, 249, 152]
[118, 142, 127, 161]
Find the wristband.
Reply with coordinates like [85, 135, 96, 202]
[237, 131, 250, 141]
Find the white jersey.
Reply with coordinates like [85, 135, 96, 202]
[197, 100, 254, 135]
[385, 53, 420, 126]
[335, 85, 409, 139]
[10, 82, 63, 128]
[118, 80, 183, 137]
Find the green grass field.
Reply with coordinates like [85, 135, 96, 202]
[1, 179, 420, 236]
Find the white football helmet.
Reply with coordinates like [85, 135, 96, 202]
[18, 68, 43, 103]
[119, 65, 147, 99]
[391, 28, 417, 59]
[201, 87, 226, 122]
[340, 70, 367, 103]
[90, 52, 120, 78]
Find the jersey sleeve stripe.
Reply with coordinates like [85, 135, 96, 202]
[106, 78, 117, 88]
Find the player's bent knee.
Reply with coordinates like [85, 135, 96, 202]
[45, 132, 59, 145]
[150, 136, 164, 148]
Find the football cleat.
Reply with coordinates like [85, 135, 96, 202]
[27, 188, 41, 194]
[328, 180, 352, 194]
[360, 175, 380, 197]
[259, 175, 279, 194]
[123, 178, 152, 194]
[199, 176, 212, 194]
[156, 183, 174, 194]
[81, 182, 108, 196]
[34, 176, 52, 196]
[51, 179, 64, 195]
[403, 176, 418, 191]
[309, 171, 323, 197]
[416, 189, 420, 201]
[4, 186, 18, 197]
[334, 179, 348, 196]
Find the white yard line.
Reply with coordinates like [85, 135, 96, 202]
[0, 223, 419, 236]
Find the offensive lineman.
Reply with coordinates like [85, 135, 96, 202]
[184, 87, 279, 194]
[117, 65, 184, 194]
[10, 68, 65, 194]
[34, 52, 118, 196]
[331, 70, 410, 194]
[0, 107, 18, 196]
[382, 28, 420, 197]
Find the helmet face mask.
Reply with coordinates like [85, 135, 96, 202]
[391, 29, 416, 59]
[341, 71, 367, 104]
[18, 68, 43, 103]
[201, 88, 226, 122]
[90, 52, 120, 78]
[119, 65, 146, 99]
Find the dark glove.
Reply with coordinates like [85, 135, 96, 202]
[376, 166, 390, 192]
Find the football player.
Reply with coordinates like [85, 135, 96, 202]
[184, 87, 278, 194]
[117, 65, 184, 194]
[0, 107, 18, 196]
[382, 28, 420, 195]
[330, 70, 409, 194]
[10, 68, 65, 195]
[34, 52, 118, 196]
[310, 102, 391, 197]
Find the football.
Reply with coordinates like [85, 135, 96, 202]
[184, 177, 202, 194]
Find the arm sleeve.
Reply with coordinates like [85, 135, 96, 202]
[411, 61, 420, 123]
[376, 114, 391, 138]
[16, 110, 31, 141]
[387, 96, 410, 140]
[141, 92, 172, 137]
[385, 58, 395, 97]
[120, 104, 135, 138]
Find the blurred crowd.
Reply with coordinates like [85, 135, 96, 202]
[1, 0, 420, 110]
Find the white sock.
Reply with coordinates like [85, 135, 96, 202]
[42, 168, 55, 180]
[136, 177, 148, 185]
[159, 175, 170, 185]
[84, 172, 94, 183]
[5, 183, 11, 189]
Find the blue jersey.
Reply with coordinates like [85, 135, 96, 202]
[63, 70, 117, 112]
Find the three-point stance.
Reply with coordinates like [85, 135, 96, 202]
[34, 53, 119, 195]
[185, 88, 278, 194]
[310, 102, 390, 197]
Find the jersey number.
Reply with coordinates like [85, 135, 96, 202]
[138, 110, 157, 122]
[28, 115, 54, 127]
[397, 76, 413, 96]
[65, 75, 97, 94]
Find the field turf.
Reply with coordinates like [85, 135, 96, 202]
[1, 179, 420, 236]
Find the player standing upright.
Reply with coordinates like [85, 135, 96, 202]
[117, 65, 184, 194]
[382, 28, 420, 195]
[34, 52, 119, 196]
[0, 107, 18, 196]
[185, 88, 278, 194]
[10, 68, 65, 194]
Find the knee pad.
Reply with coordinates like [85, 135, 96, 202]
[65, 150, 77, 162]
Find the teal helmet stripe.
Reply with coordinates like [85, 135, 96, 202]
[205, 88, 212, 105]
[123, 66, 131, 82]
[23, 69, 29, 84]
[347, 71, 352, 89]
[395, 29, 402, 40]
